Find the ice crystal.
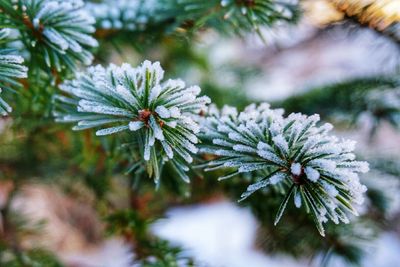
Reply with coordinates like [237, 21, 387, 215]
[54, 60, 210, 183]
[200, 103, 369, 236]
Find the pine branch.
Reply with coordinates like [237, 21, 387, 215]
[86, 0, 155, 32]
[0, 29, 27, 116]
[54, 60, 210, 184]
[158, 0, 300, 35]
[200, 103, 369, 236]
[0, 0, 98, 72]
[85, 0, 300, 38]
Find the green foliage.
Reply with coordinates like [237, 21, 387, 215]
[0, 29, 27, 115]
[105, 210, 200, 267]
[157, 0, 300, 36]
[0, 0, 98, 72]
[0, 247, 63, 267]
[0, 0, 398, 266]
[188, 169, 379, 267]
[86, 0, 155, 32]
[138, 239, 199, 267]
[247, 190, 376, 266]
[54, 60, 210, 184]
[276, 77, 400, 134]
[200, 103, 369, 236]
[86, 0, 300, 38]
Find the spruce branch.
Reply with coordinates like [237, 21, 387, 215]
[86, 0, 155, 32]
[54, 60, 210, 184]
[86, 0, 300, 37]
[159, 0, 300, 35]
[0, 0, 98, 72]
[200, 103, 369, 236]
[0, 29, 27, 116]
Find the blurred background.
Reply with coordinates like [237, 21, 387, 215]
[1, 0, 400, 266]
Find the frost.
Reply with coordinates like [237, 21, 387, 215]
[272, 134, 289, 155]
[257, 150, 286, 166]
[86, 0, 155, 31]
[96, 125, 129, 136]
[308, 159, 336, 172]
[155, 105, 170, 118]
[24, 0, 98, 68]
[221, 105, 238, 117]
[257, 141, 272, 151]
[55, 60, 208, 182]
[149, 115, 164, 141]
[0, 29, 28, 116]
[213, 138, 234, 147]
[294, 191, 302, 208]
[43, 28, 69, 50]
[169, 107, 181, 118]
[200, 103, 368, 234]
[161, 141, 174, 159]
[305, 167, 320, 182]
[246, 179, 269, 192]
[338, 161, 369, 173]
[149, 85, 162, 103]
[291, 162, 302, 176]
[269, 173, 286, 185]
[238, 163, 267, 173]
[233, 144, 256, 153]
[320, 180, 338, 197]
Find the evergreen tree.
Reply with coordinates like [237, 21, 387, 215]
[0, 0, 399, 266]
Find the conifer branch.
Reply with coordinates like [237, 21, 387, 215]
[54, 60, 210, 184]
[86, 0, 155, 32]
[158, 0, 300, 35]
[0, 29, 27, 116]
[85, 0, 300, 37]
[0, 0, 98, 72]
[200, 103, 369, 236]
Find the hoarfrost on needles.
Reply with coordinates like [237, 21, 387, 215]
[200, 103, 369, 236]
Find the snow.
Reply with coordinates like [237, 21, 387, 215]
[272, 134, 289, 155]
[128, 121, 144, 131]
[152, 201, 307, 267]
[269, 172, 287, 185]
[61, 239, 134, 267]
[95, 125, 129, 136]
[291, 162, 302, 176]
[155, 106, 170, 118]
[152, 201, 400, 267]
[294, 191, 302, 208]
[304, 166, 320, 182]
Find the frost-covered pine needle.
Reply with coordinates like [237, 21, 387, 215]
[54, 60, 210, 183]
[200, 103, 369, 236]
[163, 0, 299, 36]
[86, 0, 156, 31]
[0, 29, 28, 116]
[12, 0, 98, 71]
